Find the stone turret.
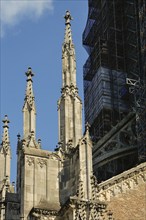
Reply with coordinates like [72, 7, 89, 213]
[58, 10, 82, 149]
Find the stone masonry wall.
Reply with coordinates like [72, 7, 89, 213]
[108, 182, 146, 220]
[21, 149, 61, 219]
[98, 162, 146, 220]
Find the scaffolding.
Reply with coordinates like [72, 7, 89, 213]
[125, 0, 146, 162]
[83, 0, 146, 181]
[83, 0, 130, 142]
[126, 78, 146, 162]
[84, 67, 128, 143]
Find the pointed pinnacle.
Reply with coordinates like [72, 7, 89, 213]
[64, 11, 73, 44]
[2, 115, 10, 128]
[85, 122, 90, 133]
[64, 10, 73, 25]
[24, 67, 35, 105]
[17, 133, 21, 141]
[2, 115, 10, 145]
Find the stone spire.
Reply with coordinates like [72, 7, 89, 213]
[62, 10, 76, 88]
[1, 115, 10, 154]
[22, 67, 36, 139]
[58, 11, 82, 150]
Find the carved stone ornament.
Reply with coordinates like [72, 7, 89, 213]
[98, 162, 146, 202]
[31, 207, 58, 219]
[48, 153, 61, 161]
[61, 85, 78, 98]
[1, 143, 10, 155]
[93, 115, 137, 166]
[56, 140, 78, 160]
[37, 158, 47, 168]
[26, 156, 35, 166]
[91, 175, 99, 200]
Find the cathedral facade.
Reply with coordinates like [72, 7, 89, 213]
[0, 11, 146, 220]
[0, 11, 111, 220]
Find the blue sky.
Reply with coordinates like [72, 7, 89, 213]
[0, 0, 88, 182]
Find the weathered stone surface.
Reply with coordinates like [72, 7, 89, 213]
[108, 183, 146, 220]
[98, 162, 146, 220]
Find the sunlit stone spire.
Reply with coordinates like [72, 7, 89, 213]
[62, 10, 76, 88]
[58, 11, 82, 150]
[22, 67, 36, 139]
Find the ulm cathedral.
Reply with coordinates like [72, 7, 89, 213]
[0, 11, 146, 220]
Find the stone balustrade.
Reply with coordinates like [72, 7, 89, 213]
[98, 162, 146, 201]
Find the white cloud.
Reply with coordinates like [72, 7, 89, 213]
[1, 0, 53, 36]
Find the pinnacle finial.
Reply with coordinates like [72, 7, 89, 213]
[24, 67, 35, 103]
[2, 115, 10, 128]
[64, 10, 73, 25]
[85, 122, 90, 132]
[85, 122, 91, 137]
[2, 115, 10, 149]
[17, 133, 21, 141]
[63, 11, 73, 46]
[25, 67, 34, 81]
